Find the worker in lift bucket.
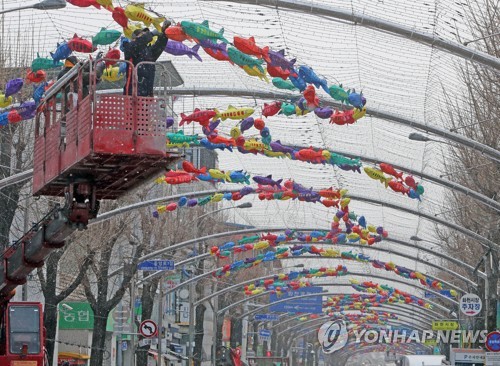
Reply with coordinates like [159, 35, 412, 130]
[122, 20, 171, 97]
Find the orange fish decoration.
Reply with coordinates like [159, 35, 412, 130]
[208, 135, 236, 146]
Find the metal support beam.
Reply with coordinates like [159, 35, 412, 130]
[202, 0, 500, 72]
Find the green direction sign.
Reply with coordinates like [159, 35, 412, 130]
[432, 320, 459, 331]
[59, 302, 94, 330]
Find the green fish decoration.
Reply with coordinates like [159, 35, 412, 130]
[280, 102, 296, 116]
[180, 20, 230, 44]
[92, 28, 122, 46]
[329, 153, 361, 167]
[31, 53, 63, 72]
[198, 196, 212, 206]
[272, 77, 297, 91]
[238, 235, 260, 245]
[166, 130, 200, 145]
[328, 84, 350, 104]
[227, 47, 265, 73]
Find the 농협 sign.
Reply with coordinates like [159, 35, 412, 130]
[58, 302, 94, 330]
[459, 293, 482, 316]
[432, 320, 459, 331]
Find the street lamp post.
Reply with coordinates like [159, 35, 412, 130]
[187, 202, 252, 364]
[0, 0, 66, 14]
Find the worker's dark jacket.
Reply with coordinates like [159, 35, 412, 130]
[123, 32, 168, 97]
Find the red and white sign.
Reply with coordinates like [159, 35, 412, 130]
[139, 319, 158, 338]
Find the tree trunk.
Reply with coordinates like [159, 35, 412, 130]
[44, 301, 58, 365]
[230, 316, 242, 348]
[194, 303, 206, 366]
[89, 310, 110, 366]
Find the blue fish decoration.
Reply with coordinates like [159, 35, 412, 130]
[50, 42, 72, 65]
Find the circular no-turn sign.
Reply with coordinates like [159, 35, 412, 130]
[139, 319, 158, 338]
[485, 331, 500, 352]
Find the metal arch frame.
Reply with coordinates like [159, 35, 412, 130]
[149, 253, 464, 307]
[269, 302, 438, 332]
[232, 284, 458, 319]
[159, 86, 500, 165]
[202, 0, 500, 72]
[275, 313, 432, 337]
[277, 316, 430, 338]
[98, 192, 498, 278]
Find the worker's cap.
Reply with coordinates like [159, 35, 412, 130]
[132, 28, 150, 39]
[64, 56, 79, 68]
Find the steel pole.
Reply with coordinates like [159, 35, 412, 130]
[158, 276, 163, 366]
[130, 275, 136, 366]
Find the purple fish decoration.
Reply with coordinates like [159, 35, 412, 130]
[166, 116, 174, 128]
[198, 39, 227, 53]
[5, 78, 24, 98]
[252, 175, 283, 188]
[314, 107, 334, 119]
[239, 186, 254, 197]
[268, 49, 296, 72]
[376, 226, 384, 235]
[165, 41, 202, 62]
[285, 229, 294, 237]
[339, 164, 362, 173]
[187, 199, 198, 207]
[240, 117, 254, 133]
[17, 102, 36, 120]
[269, 140, 295, 155]
[152, 211, 159, 218]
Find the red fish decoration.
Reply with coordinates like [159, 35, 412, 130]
[330, 109, 355, 125]
[233, 36, 270, 62]
[294, 147, 326, 163]
[26, 69, 46, 83]
[262, 101, 282, 117]
[66, 0, 101, 9]
[303, 85, 319, 108]
[203, 47, 232, 63]
[105, 48, 121, 67]
[112, 7, 128, 28]
[179, 108, 217, 127]
[379, 163, 403, 180]
[267, 64, 292, 79]
[68, 34, 97, 53]
[165, 174, 198, 184]
[166, 24, 192, 42]
[388, 181, 409, 195]
[208, 135, 236, 146]
[7, 110, 22, 123]
[182, 161, 207, 175]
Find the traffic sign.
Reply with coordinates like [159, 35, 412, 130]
[485, 331, 500, 352]
[255, 314, 280, 322]
[269, 287, 323, 314]
[138, 260, 175, 271]
[139, 319, 158, 338]
[259, 329, 271, 341]
[459, 293, 482, 316]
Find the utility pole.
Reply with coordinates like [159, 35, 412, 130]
[130, 275, 136, 366]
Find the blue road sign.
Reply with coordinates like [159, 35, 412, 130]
[137, 260, 175, 271]
[255, 314, 280, 321]
[269, 287, 323, 314]
[259, 329, 271, 338]
[424, 289, 453, 299]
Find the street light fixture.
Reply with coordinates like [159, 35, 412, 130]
[0, 0, 66, 14]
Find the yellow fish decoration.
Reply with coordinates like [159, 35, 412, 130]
[124, 3, 165, 32]
[364, 167, 392, 188]
[215, 105, 254, 121]
[0, 94, 13, 108]
[244, 139, 266, 152]
[102, 66, 124, 82]
[353, 107, 367, 120]
[123, 23, 143, 39]
[208, 168, 231, 182]
[253, 240, 270, 250]
[96, 0, 114, 11]
[242, 65, 269, 82]
[210, 193, 224, 203]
